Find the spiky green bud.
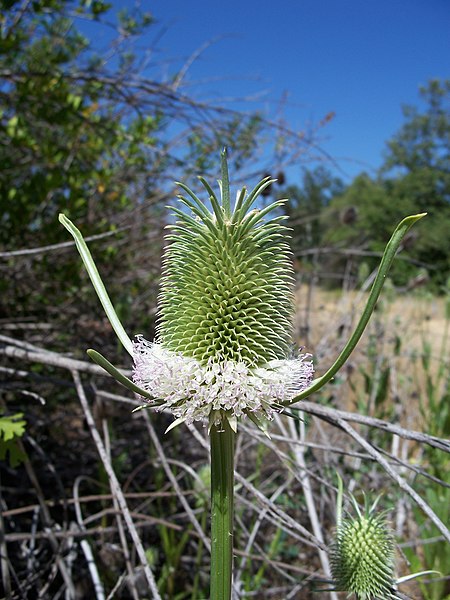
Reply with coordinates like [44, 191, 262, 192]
[330, 503, 396, 600]
[157, 151, 294, 367]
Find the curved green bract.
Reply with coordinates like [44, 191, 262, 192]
[87, 349, 162, 404]
[59, 214, 133, 356]
[287, 212, 427, 405]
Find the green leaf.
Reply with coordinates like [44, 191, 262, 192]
[87, 348, 163, 404]
[0, 413, 27, 468]
[0, 413, 26, 442]
[59, 214, 133, 356]
[0, 438, 26, 468]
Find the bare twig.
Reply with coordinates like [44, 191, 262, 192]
[18, 440, 76, 598]
[0, 342, 130, 378]
[234, 480, 291, 591]
[141, 412, 211, 552]
[284, 415, 338, 600]
[79, 537, 106, 600]
[0, 226, 131, 259]
[0, 474, 12, 598]
[335, 417, 450, 542]
[235, 472, 326, 550]
[102, 418, 140, 600]
[71, 370, 161, 599]
[292, 401, 450, 453]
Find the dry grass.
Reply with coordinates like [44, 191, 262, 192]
[296, 284, 447, 355]
[295, 285, 448, 418]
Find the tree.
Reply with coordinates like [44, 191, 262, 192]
[0, 0, 166, 342]
[282, 166, 344, 257]
[381, 79, 450, 287]
[383, 79, 450, 184]
[321, 80, 450, 289]
[322, 174, 419, 287]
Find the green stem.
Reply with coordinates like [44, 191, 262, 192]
[59, 213, 133, 356]
[210, 418, 236, 600]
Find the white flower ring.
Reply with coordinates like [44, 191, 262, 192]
[132, 336, 314, 425]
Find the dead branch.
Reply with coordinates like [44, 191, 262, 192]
[71, 370, 161, 599]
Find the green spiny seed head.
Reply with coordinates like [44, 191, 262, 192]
[330, 510, 396, 599]
[157, 151, 295, 367]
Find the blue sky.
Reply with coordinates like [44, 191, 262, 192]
[106, 0, 449, 183]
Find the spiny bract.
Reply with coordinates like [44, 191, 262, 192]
[157, 153, 295, 367]
[330, 509, 396, 600]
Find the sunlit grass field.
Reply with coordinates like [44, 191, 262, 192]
[296, 285, 448, 415]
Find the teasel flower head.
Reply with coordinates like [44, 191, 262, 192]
[132, 150, 314, 431]
[330, 484, 397, 600]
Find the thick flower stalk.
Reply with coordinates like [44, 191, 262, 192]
[132, 150, 313, 432]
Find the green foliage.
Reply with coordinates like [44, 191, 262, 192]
[151, 462, 209, 599]
[403, 289, 450, 599]
[405, 486, 450, 600]
[287, 79, 450, 290]
[0, 0, 164, 335]
[282, 166, 344, 259]
[413, 290, 450, 475]
[0, 412, 26, 467]
[383, 79, 450, 180]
